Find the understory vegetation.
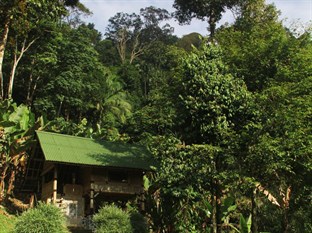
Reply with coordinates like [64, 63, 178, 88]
[0, 0, 311, 232]
[0, 207, 16, 233]
[13, 203, 69, 233]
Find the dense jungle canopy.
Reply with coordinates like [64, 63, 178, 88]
[0, 0, 311, 232]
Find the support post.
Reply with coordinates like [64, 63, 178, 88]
[90, 178, 94, 213]
[29, 193, 34, 208]
[53, 166, 57, 204]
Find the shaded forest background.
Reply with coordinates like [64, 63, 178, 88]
[0, 0, 311, 232]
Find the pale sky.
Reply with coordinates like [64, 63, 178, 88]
[80, 0, 312, 37]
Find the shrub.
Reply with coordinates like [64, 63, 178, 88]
[130, 211, 149, 233]
[0, 209, 16, 233]
[93, 204, 132, 233]
[13, 202, 69, 233]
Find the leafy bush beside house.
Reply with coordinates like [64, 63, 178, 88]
[13, 202, 69, 233]
[93, 204, 133, 233]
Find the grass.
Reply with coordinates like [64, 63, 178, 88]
[0, 207, 16, 233]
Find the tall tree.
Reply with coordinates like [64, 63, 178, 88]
[105, 6, 173, 64]
[0, 0, 66, 99]
[216, 0, 290, 91]
[32, 24, 102, 120]
[105, 12, 143, 64]
[178, 43, 252, 145]
[176, 42, 253, 233]
[173, 0, 241, 37]
[12, 21, 61, 105]
[0, 0, 82, 100]
[29, 24, 132, 134]
[242, 78, 312, 233]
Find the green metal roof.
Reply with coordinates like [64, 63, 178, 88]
[36, 131, 155, 170]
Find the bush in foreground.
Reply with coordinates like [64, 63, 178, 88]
[13, 202, 69, 233]
[93, 204, 133, 233]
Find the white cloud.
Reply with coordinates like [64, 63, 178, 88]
[80, 0, 312, 37]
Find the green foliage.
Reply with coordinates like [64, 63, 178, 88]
[173, 0, 241, 37]
[105, 6, 173, 64]
[178, 42, 252, 145]
[0, 100, 35, 134]
[145, 135, 219, 232]
[246, 77, 312, 232]
[216, 0, 291, 91]
[176, 32, 203, 52]
[129, 211, 149, 233]
[0, 209, 16, 233]
[0, 100, 36, 200]
[97, 72, 132, 127]
[126, 91, 176, 139]
[0, 0, 70, 99]
[96, 39, 120, 66]
[1, 1, 311, 232]
[43, 117, 130, 142]
[214, 1, 312, 230]
[93, 204, 132, 233]
[13, 203, 69, 233]
[143, 43, 255, 232]
[29, 24, 132, 131]
[43, 117, 92, 137]
[33, 24, 105, 120]
[239, 214, 251, 233]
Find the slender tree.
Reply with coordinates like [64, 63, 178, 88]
[0, 0, 81, 100]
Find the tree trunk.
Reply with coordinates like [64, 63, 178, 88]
[212, 188, 217, 233]
[208, 9, 216, 39]
[211, 156, 218, 233]
[0, 163, 9, 202]
[0, 14, 11, 100]
[281, 186, 291, 233]
[215, 152, 222, 233]
[216, 180, 222, 233]
[129, 33, 144, 64]
[251, 188, 258, 233]
[26, 74, 40, 106]
[117, 28, 128, 64]
[7, 38, 37, 99]
[282, 208, 289, 233]
[26, 58, 35, 105]
[6, 170, 15, 195]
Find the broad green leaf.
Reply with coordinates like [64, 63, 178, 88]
[240, 214, 249, 233]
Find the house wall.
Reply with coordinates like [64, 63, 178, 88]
[80, 167, 143, 195]
[92, 169, 143, 194]
[40, 165, 85, 227]
[60, 184, 84, 227]
[41, 180, 53, 202]
[40, 164, 144, 227]
[42, 183, 85, 227]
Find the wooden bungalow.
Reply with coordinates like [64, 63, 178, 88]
[18, 131, 155, 227]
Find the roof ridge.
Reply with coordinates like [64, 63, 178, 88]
[36, 130, 94, 141]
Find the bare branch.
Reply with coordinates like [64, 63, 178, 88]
[256, 183, 281, 207]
